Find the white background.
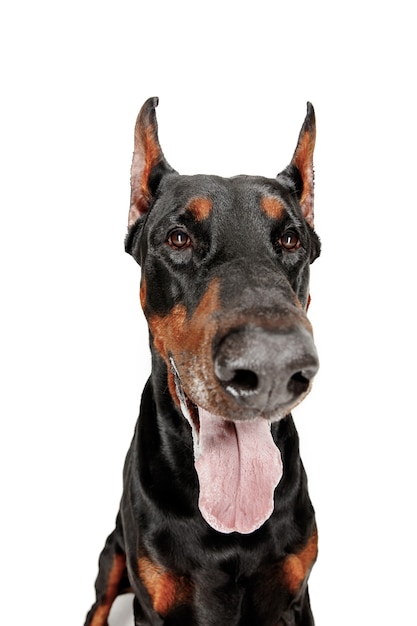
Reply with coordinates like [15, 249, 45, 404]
[1, 1, 416, 624]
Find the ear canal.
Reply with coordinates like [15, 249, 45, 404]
[128, 97, 176, 228]
[278, 103, 316, 228]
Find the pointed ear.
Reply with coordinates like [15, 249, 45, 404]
[128, 97, 176, 228]
[279, 102, 316, 227]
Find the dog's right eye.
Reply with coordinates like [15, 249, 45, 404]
[168, 229, 191, 250]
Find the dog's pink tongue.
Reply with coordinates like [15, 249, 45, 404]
[195, 407, 283, 534]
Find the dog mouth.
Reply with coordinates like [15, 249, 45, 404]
[169, 357, 283, 535]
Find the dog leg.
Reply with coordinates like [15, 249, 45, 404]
[280, 587, 315, 626]
[84, 517, 130, 626]
[298, 588, 314, 626]
[133, 596, 165, 626]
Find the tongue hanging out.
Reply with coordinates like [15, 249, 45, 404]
[194, 406, 283, 534]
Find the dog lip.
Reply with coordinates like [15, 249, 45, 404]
[169, 357, 200, 433]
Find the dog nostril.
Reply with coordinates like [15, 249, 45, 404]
[287, 371, 310, 397]
[229, 369, 259, 393]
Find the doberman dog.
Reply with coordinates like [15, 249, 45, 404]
[85, 97, 321, 626]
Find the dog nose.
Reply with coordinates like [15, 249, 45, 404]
[214, 326, 319, 413]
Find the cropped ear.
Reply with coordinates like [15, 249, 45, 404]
[278, 102, 316, 227]
[128, 97, 176, 228]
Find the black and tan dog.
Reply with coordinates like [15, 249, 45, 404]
[85, 98, 321, 625]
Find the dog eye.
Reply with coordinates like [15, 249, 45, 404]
[168, 229, 191, 249]
[278, 230, 300, 251]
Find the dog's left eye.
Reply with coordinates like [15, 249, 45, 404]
[278, 230, 301, 251]
[168, 229, 191, 249]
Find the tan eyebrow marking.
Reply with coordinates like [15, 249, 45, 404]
[261, 196, 285, 219]
[186, 197, 213, 221]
